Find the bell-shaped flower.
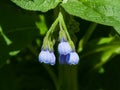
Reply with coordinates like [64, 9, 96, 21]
[38, 50, 56, 65]
[66, 52, 79, 65]
[58, 41, 72, 55]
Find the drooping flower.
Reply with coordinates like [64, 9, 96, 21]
[58, 38, 80, 65]
[66, 52, 79, 65]
[38, 49, 56, 65]
[58, 40, 72, 55]
[58, 38, 72, 64]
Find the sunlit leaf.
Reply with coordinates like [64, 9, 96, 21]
[9, 50, 20, 56]
[61, 0, 120, 34]
[11, 0, 61, 12]
[35, 15, 48, 35]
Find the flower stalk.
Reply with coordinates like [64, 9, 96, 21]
[58, 65, 78, 90]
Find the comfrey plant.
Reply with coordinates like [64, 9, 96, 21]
[38, 12, 80, 65]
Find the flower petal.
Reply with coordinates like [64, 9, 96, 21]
[59, 54, 70, 64]
[58, 41, 72, 55]
[59, 54, 66, 64]
[50, 52, 56, 65]
[67, 52, 79, 65]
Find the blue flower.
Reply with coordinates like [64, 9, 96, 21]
[66, 52, 79, 65]
[59, 54, 69, 64]
[38, 50, 56, 65]
[58, 39, 79, 65]
[58, 41, 72, 55]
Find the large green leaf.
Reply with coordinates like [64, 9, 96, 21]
[11, 0, 61, 12]
[61, 0, 120, 34]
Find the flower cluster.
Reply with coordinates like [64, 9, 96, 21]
[58, 39, 79, 65]
[38, 12, 80, 65]
[38, 49, 56, 65]
[38, 37, 79, 65]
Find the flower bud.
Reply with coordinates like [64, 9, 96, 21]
[38, 49, 56, 65]
[66, 52, 79, 65]
[58, 41, 72, 55]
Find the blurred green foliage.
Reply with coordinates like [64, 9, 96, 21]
[0, 0, 120, 90]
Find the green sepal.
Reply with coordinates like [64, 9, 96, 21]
[59, 29, 67, 41]
[42, 36, 54, 51]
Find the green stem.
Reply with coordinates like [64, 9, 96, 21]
[58, 12, 72, 42]
[58, 65, 78, 90]
[46, 17, 59, 38]
[78, 23, 97, 52]
[57, 12, 78, 90]
[58, 12, 76, 50]
[43, 65, 59, 90]
[42, 16, 59, 50]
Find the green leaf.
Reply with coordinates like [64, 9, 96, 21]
[114, 25, 120, 34]
[61, 0, 120, 34]
[35, 15, 48, 35]
[0, 26, 12, 45]
[93, 46, 120, 71]
[0, 0, 39, 66]
[9, 50, 20, 56]
[79, 36, 120, 74]
[0, 36, 9, 67]
[11, 0, 61, 12]
[80, 36, 120, 58]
